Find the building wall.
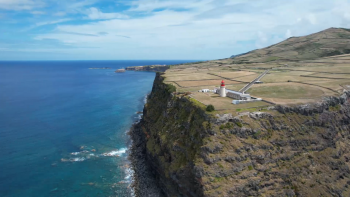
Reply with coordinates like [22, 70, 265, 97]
[227, 92, 242, 100]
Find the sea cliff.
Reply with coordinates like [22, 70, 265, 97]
[126, 65, 169, 72]
[130, 72, 209, 196]
[130, 72, 350, 196]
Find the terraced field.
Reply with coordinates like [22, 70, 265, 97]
[163, 28, 350, 113]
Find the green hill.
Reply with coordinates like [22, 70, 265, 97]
[232, 28, 350, 63]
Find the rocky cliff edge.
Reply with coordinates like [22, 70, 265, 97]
[130, 72, 350, 197]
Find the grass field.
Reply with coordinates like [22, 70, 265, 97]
[176, 80, 240, 88]
[211, 71, 257, 79]
[164, 58, 348, 111]
[165, 73, 220, 81]
[248, 83, 325, 99]
[161, 28, 350, 113]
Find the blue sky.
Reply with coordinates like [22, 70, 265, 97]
[0, 0, 350, 60]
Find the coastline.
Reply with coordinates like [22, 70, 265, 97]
[128, 93, 164, 197]
[128, 123, 164, 197]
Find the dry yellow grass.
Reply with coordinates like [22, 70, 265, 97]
[211, 71, 256, 79]
[161, 32, 349, 108]
[307, 73, 350, 78]
[280, 64, 350, 73]
[176, 80, 240, 87]
[248, 83, 325, 99]
[165, 73, 220, 81]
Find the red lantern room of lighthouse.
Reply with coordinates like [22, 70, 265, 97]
[221, 80, 225, 87]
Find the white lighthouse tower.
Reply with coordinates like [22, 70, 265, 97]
[220, 80, 226, 97]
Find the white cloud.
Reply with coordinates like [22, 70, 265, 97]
[0, 0, 44, 10]
[256, 31, 269, 48]
[87, 7, 129, 20]
[127, 0, 213, 12]
[307, 14, 317, 25]
[7, 0, 350, 60]
[24, 18, 72, 31]
[35, 18, 72, 27]
[54, 12, 66, 17]
[30, 10, 45, 15]
[285, 29, 292, 38]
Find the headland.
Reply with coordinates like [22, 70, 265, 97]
[130, 27, 350, 196]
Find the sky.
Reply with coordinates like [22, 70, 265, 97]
[0, 0, 350, 60]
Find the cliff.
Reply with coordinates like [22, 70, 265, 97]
[126, 65, 170, 72]
[130, 72, 209, 196]
[130, 72, 350, 197]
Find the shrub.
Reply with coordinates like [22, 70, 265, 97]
[235, 122, 243, 127]
[166, 84, 176, 93]
[219, 123, 234, 130]
[253, 131, 262, 139]
[343, 49, 350, 54]
[248, 165, 253, 171]
[206, 104, 215, 112]
[225, 123, 233, 129]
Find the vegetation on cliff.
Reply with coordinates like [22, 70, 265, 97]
[130, 27, 350, 197]
[132, 71, 350, 196]
[199, 91, 350, 196]
[140, 73, 210, 196]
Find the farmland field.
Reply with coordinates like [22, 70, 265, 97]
[162, 28, 350, 114]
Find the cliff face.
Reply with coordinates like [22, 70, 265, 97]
[130, 72, 211, 196]
[126, 66, 170, 72]
[131, 73, 350, 197]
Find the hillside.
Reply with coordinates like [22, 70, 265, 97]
[159, 28, 350, 110]
[131, 74, 350, 197]
[231, 28, 350, 63]
[130, 28, 350, 197]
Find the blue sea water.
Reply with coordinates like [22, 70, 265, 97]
[0, 60, 196, 197]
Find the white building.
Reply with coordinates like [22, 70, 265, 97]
[215, 80, 251, 100]
[226, 90, 251, 100]
[199, 89, 210, 93]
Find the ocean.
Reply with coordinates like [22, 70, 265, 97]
[0, 60, 196, 197]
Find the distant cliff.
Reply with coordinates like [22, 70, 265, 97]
[126, 65, 170, 72]
[130, 72, 350, 196]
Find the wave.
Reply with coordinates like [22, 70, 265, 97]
[102, 148, 127, 157]
[61, 147, 128, 163]
[71, 157, 86, 162]
[143, 94, 148, 104]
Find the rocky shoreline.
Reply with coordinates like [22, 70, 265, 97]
[128, 122, 165, 197]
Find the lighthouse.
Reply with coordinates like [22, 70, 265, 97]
[220, 80, 226, 97]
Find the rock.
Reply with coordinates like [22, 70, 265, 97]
[249, 112, 272, 120]
[215, 113, 233, 124]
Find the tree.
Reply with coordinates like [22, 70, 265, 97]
[206, 104, 215, 112]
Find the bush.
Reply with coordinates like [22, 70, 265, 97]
[253, 131, 262, 139]
[206, 104, 215, 112]
[343, 49, 350, 54]
[166, 84, 176, 93]
[235, 122, 243, 128]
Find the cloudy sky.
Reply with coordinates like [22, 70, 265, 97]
[0, 0, 350, 60]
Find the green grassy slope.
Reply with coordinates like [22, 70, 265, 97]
[232, 28, 350, 63]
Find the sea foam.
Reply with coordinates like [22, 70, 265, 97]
[102, 148, 127, 157]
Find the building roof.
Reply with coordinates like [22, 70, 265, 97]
[226, 89, 251, 97]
